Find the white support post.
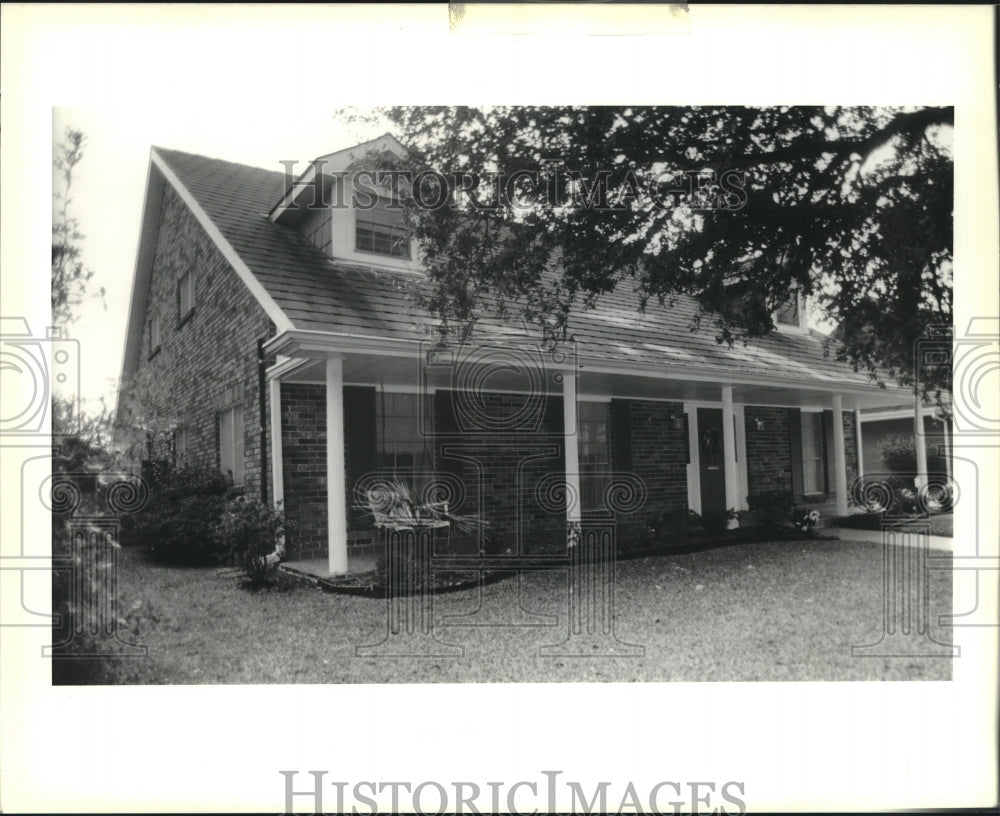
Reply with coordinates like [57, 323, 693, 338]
[855, 408, 864, 478]
[832, 395, 849, 516]
[721, 387, 740, 528]
[563, 368, 581, 525]
[914, 391, 928, 489]
[269, 378, 285, 510]
[326, 357, 348, 575]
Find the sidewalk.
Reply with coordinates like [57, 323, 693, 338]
[826, 525, 953, 553]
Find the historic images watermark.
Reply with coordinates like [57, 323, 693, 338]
[278, 159, 748, 213]
[279, 769, 747, 815]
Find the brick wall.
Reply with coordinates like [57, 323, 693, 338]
[279, 383, 328, 560]
[125, 184, 275, 501]
[623, 400, 689, 526]
[437, 392, 565, 556]
[744, 406, 793, 495]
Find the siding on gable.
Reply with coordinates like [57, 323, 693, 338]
[125, 184, 276, 500]
[300, 206, 333, 256]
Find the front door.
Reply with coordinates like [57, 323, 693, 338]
[698, 408, 726, 513]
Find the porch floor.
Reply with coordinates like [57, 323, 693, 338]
[282, 552, 378, 578]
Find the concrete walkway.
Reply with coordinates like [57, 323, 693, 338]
[826, 525, 953, 553]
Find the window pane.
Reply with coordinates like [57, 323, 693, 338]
[800, 412, 824, 493]
[776, 293, 799, 325]
[233, 404, 245, 484]
[219, 409, 233, 478]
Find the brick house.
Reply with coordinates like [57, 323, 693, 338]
[117, 135, 919, 574]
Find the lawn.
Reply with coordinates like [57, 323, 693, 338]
[88, 537, 954, 684]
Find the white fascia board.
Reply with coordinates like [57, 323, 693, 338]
[118, 156, 165, 389]
[151, 149, 293, 334]
[265, 328, 909, 402]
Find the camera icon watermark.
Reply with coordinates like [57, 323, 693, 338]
[0, 317, 81, 439]
[916, 319, 999, 438]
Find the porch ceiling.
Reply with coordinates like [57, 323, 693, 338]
[276, 352, 909, 411]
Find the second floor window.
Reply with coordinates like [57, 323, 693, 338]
[178, 271, 194, 320]
[149, 313, 161, 355]
[355, 206, 410, 259]
[775, 292, 801, 327]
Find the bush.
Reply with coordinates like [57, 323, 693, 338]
[214, 499, 289, 588]
[647, 507, 703, 539]
[747, 490, 795, 529]
[701, 509, 732, 534]
[51, 519, 158, 684]
[126, 463, 233, 565]
[880, 433, 948, 476]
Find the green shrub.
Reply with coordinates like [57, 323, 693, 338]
[747, 490, 795, 529]
[126, 463, 233, 565]
[51, 519, 158, 684]
[214, 499, 289, 588]
[701, 509, 731, 534]
[881, 433, 948, 475]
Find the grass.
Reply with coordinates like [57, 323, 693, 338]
[93, 537, 954, 684]
[831, 512, 953, 537]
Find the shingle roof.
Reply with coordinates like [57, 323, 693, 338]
[154, 147, 885, 389]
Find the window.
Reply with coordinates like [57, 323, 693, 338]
[356, 205, 410, 259]
[775, 291, 801, 327]
[218, 404, 244, 485]
[174, 426, 188, 462]
[800, 411, 825, 494]
[377, 392, 432, 471]
[149, 314, 161, 355]
[178, 271, 194, 320]
[578, 401, 610, 510]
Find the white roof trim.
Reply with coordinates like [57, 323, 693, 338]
[150, 149, 293, 334]
[264, 328, 911, 401]
[118, 157, 165, 389]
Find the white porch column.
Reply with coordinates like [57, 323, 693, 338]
[326, 357, 348, 575]
[562, 367, 581, 525]
[914, 391, 929, 489]
[269, 378, 285, 511]
[832, 394, 849, 516]
[854, 408, 864, 478]
[721, 387, 740, 528]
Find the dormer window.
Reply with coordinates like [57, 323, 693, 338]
[775, 292, 801, 327]
[355, 205, 410, 259]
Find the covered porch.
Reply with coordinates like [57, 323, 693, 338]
[265, 331, 916, 576]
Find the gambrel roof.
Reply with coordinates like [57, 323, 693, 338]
[122, 145, 909, 399]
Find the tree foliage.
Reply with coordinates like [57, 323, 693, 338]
[53, 127, 104, 327]
[346, 106, 953, 402]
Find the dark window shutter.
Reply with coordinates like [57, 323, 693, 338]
[344, 386, 377, 527]
[788, 408, 804, 496]
[435, 389, 459, 436]
[822, 410, 835, 494]
[610, 399, 632, 471]
[546, 394, 564, 435]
